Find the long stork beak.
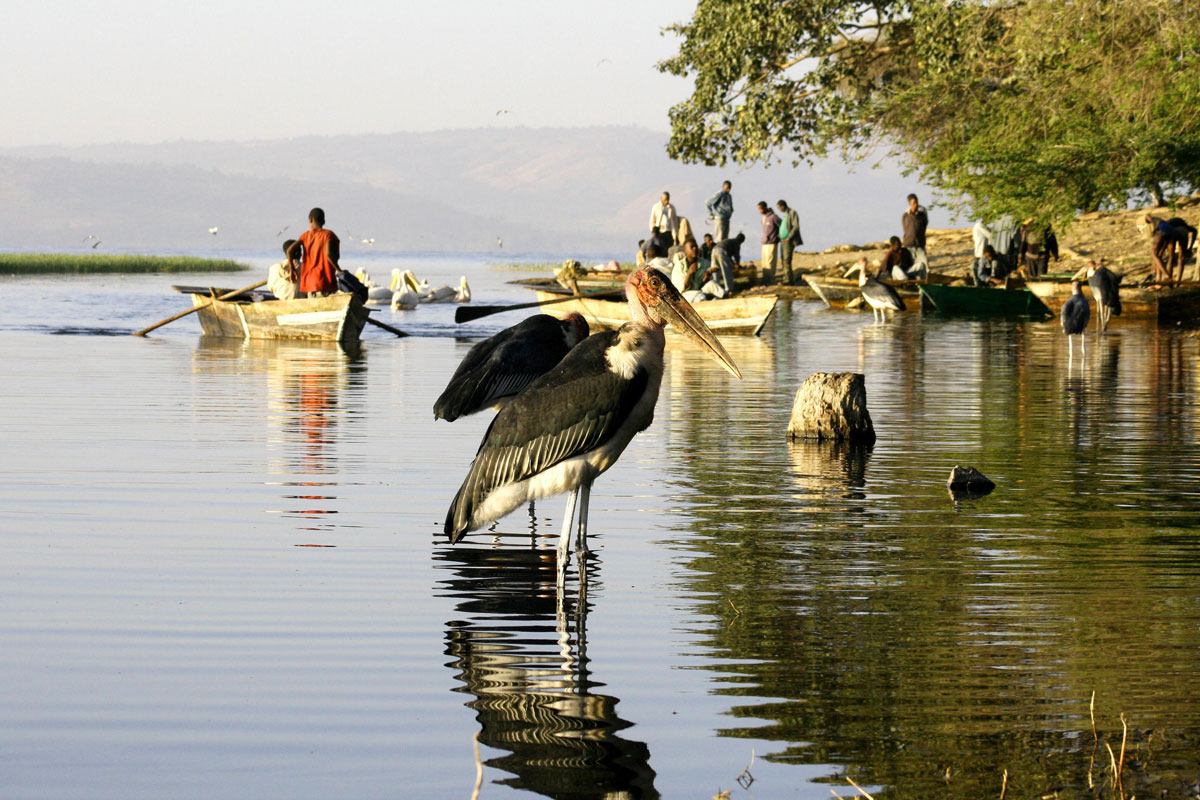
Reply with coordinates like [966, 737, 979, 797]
[843, 263, 861, 279]
[657, 290, 742, 379]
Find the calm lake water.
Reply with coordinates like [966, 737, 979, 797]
[2, 251, 1200, 799]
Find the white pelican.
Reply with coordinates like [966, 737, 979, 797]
[423, 276, 471, 304]
[391, 270, 421, 311]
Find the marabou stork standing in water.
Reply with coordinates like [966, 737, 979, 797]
[1061, 281, 1091, 361]
[434, 313, 591, 421]
[444, 268, 741, 582]
[1084, 261, 1121, 332]
[844, 258, 905, 322]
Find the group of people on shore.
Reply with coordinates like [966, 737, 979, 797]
[970, 216, 1060, 286]
[639, 181, 805, 300]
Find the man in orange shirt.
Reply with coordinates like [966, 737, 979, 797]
[286, 208, 340, 296]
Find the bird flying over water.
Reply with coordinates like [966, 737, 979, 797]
[444, 268, 741, 584]
[208, 227, 219, 235]
[276, 225, 289, 237]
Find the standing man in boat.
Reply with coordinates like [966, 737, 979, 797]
[286, 208, 340, 297]
[901, 193, 929, 281]
[706, 181, 734, 243]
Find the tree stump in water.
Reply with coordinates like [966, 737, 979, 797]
[786, 372, 876, 444]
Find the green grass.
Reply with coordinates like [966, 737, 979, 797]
[0, 253, 252, 274]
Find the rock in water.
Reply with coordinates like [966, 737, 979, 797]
[787, 372, 876, 443]
[946, 466, 996, 495]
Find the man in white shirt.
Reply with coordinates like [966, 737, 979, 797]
[648, 191, 679, 245]
[267, 239, 298, 300]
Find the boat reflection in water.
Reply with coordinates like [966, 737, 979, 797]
[191, 336, 367, 537]
[435, 544, 659, 799]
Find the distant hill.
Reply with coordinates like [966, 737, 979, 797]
[0, 126, 941, 254]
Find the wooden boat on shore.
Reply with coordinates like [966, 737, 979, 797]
[532, 290, 779, 336]
[803, 272, 957, 310]
[1026, 275, 1200, 321]
[178, 287, 371, 344]
[919, 283, 1054, 317]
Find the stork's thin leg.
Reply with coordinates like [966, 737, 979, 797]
[575, 482, 591, 556]
[557, 488, 579, 588]
[1082, 331, 1087, 358]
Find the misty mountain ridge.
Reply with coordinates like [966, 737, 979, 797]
[1, 126, 934, 255]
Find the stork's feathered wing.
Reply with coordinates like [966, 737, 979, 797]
[434, 313, 590, 421]
[444, 327, 653, 541]
[443, 268, 740, 560]
[1087, 264, 1121, 331]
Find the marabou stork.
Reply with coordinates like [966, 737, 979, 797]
[1061, 281, 1091, 359]
[844, 258, 905, 322]
[1085, 262, 1121, 332]
[434, 313, 591, 421]
[444, 268, 741, 579]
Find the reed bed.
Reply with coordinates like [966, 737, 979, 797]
[0, 253, 251, 274]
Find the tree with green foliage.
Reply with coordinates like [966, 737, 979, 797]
[659, 0, 1200, 225]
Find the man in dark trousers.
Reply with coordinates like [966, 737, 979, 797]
[776, 199, 803, 285]
[901, 193, 929, 281]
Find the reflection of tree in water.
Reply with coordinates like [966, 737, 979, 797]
[656, 320, 1200, 798]
[436, 546, 658, 799]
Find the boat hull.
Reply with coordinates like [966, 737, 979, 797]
[803, 273, 956, 310]
[533, 291, 778, 336]
[1026, 277, 1200, 321]
[190, 293, 370, 343]
[919, 284, 1053, 317]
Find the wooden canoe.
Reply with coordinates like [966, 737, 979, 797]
[188, 291, 370, 343]
[803, 272, 957, 310]
[919, 283, 1054, 317]
[1026, 275, 1200, 321]
[533, 290, 779, 336]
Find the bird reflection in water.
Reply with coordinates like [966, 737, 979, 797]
[435, 546, 659, 799]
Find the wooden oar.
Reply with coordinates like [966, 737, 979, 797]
[133, 279, 268, 336]
[364, 315, 408, 337]
[455, 288, 624, 323]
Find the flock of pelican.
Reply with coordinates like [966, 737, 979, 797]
[354, 268, 471, 310]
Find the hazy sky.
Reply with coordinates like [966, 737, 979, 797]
[2, 0, 700, 148]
